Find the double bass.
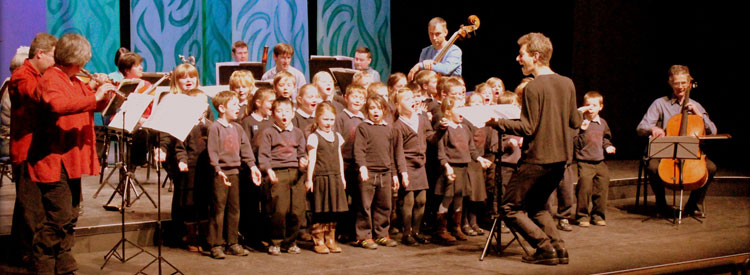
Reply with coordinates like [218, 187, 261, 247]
[434, 15, 480, 63]
[657, 81, 708, 191]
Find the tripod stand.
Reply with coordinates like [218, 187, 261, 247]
[102, 127, 157, 210]
[137, 132, 182, 275]
[479, 216, 530, 261]
[101, 108, 156, 269]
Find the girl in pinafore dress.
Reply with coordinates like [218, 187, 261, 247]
[305, 102, 348, 254]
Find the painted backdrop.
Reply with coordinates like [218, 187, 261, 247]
[317, 0, 391, 82]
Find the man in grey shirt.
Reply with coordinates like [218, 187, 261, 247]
[636, 64, 717, 219]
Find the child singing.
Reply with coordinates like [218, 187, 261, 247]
[305, 102, 348, 254]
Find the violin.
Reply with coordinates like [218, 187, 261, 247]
[657, 81, 708, 191]
[434, 15, 480, 63]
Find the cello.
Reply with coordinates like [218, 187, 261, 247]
[657, 80, 709, 191]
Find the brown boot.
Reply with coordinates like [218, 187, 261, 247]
[312, 223, 330, 254]
[184, 222, 202, 252]
[325, 222, 342, 253]
[434, 213, 456, 244]
[452, 211, 468, 241]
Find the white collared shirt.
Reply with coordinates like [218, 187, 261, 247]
[364, 119, 388, 126]
[250, 112, 267, 122]
[217, 118, 232, 128]
[296, 108, 314, 119]
[399, 113, 420, 133]
[343, 108, 365, 120]
[273, 122, 294, 132]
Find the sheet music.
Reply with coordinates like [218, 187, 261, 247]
[141, 93, 208, 142]
[200, 85, 229, 97]
[454, 104, 521, 127]
[107, 93, 154, 132]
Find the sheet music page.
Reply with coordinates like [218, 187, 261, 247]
[454, 104, 521, 127]
[107, 93, 154, 132]
[141, 93, 208, 142]
[200, 85, 229, 97]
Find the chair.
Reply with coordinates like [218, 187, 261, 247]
[635, 145, 650, 211]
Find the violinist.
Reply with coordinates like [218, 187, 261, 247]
[8, 32, 56, 271]
[26, 33, 115, 274]
[636, 65, 717, 218]
[118, 52, 155, 166]
[408, 17, 462, 81]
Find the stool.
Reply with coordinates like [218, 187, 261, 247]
[635, 147, 650, 211]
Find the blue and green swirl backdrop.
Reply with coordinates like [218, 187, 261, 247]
[43, 0, 389, 85]
[46, 0, 121, 75]
[317, 0, 391, 82]
[232, 0, 310, 81]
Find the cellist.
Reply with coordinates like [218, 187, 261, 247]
[637, 65, 717, 218]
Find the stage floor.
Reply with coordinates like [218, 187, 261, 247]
[1, 160, 749, 274]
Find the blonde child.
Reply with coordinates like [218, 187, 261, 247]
[414, 70, 438, 102]
[352, 70, 373, 89]
[475, 83, 495, 106]
[273, 70, 296, 100]
[228, 70, 256, 120]
[312, 71, 344, 112]
[305, 102, 348, 254]
[293, 84, 322, 135]
[486, 77, 505, 103]
[353, 95, 403, 249]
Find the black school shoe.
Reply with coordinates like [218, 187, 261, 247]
[413, 233, 430, 244]
[401, 234, 417, 246]
[521, 248, 558, 265]
[554, 244, 569, 264]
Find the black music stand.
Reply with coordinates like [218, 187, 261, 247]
[215, 62, 265, 85]
[648, 136, 701, 225]
[101, 95, 156, 270]
[309, 55, 353, 77]
[137, 93, 209, 275]
[329, 68, 358, 96]
[101, 91, 157, 209]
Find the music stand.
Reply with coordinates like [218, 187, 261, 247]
[329, 68, 359, 96]
[101, 93, 156, 270]
[102, 92, 158, 209]
[309, 55, 353, 77]
[215, 62, 265, 85]
[648, 136, 701, 225]
[137, 93, 209, 275]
